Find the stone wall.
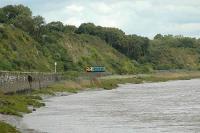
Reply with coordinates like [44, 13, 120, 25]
[0, 71, 63, 93]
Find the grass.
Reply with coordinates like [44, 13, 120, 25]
[0, 121, 20, 133]
[0, 91, 44, 117]
[98, 71, 200, 89]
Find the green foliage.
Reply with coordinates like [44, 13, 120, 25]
[64, 25, 77, 33]
[125, 35, 149, 60]
[76, 23, 96, 34]
[76, 24, 200, 71]
[147, 34, 200, 70]
[46, 21, 64, 32]
[0, 122, 20, 133]
[0, 24, 51, 71]
[76, 23, 150, 62]
[1, 5, 33, 33]
[154, 34, 163, 40]
[0, 21, 137, 74]
[0, 9, 7, 23]
[0, 94, 44, 116]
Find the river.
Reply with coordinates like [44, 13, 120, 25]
[20, 79, 200, 133]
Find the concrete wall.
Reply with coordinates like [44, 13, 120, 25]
[0, 71, 63, 93]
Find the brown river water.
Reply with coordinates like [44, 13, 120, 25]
[19, 79, 200, 133]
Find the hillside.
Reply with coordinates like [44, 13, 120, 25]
[57, 34, 137, 73]
[0, 23, 138, 74]
[76, 23, 200, 70]
[0, 24, 51, 71]
[0, 4, 200, 74]
[147, 36, 200, 70]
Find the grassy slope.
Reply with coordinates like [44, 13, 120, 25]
[0, 24, 137, 74]
[60, 33, 137, 73]
[0, 91, 44, 116]
[0, 122, 20, 133]
[148, 40, 200, 70]
[0, 24, 51, 71]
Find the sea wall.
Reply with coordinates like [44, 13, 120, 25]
[0, 71, 63, 93]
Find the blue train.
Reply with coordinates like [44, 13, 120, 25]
[86, 66, 105, 72]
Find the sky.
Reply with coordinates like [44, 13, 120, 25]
[0, 0, 200, 38]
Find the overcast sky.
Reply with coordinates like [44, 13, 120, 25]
[0, 0, 200, 38]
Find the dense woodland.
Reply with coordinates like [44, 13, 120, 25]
[0, 5, 200, 74]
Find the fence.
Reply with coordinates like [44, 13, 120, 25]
[0, 71, 63, 93]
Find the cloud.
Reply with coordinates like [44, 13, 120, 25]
[64, 17, 84, 26]
[66, 4, 84, 13]
[90, 2, 112, 14]
[0, 0, 200, 38]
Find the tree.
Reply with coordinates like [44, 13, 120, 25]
[124, 35, 149, 60]
[64, 25, 77, 33]
[32, 16, 45, 40]
[154, 34, 163, 39]
[0, 5, 34, 34]
[76, 23, 96, 34]
[46, 21, 64, 32]
[1, 5, 32, 22]
[11, 14, 34, 33]
[0, 9, 7, 23]
[15, 4, 32, 16]
[76, 23, 149, 61]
